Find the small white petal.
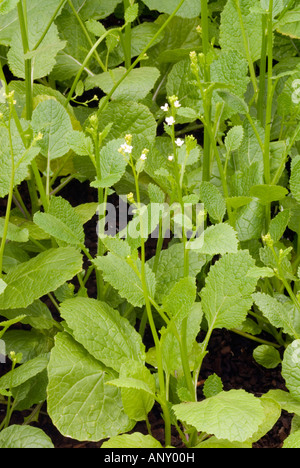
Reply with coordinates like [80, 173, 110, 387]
[175, 138, 184, 147]
[140, 154, 147, 161]
[174, 100, 181, 108]
[165, 116, 176, 126]
[168, 155, 174, 161]
[161, 103, 169, 112]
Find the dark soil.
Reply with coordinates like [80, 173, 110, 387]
[0, 178, 293, 448]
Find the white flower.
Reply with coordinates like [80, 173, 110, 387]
[175, 138, 184, 147]
[165, 116, 176, 126]
[161, 103, 169, 112]
[120, 143, 133, 154]
[140, 153, 147, 161]
[174, 100, 181, 108]
[168, 155, 174, 161]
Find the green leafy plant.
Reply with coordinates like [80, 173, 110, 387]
[0, 0, 300, 449]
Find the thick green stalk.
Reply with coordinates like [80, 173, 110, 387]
[32, 0, 67, 51]
[235, 0, 259, 97]
[0, 115, 15, 278]
[123, 0, 132, 69]
[66, 0, 106, 72]
[17, 0, 33, 120]
[263, 0, 274, 186]
[201, 0, 211, 182]
[131, 159, 172, 445]
[257, 14, 268, 125]
[263, 0, 274, 232]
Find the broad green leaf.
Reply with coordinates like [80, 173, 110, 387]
[148, 242, 207, 302]
[142, 0, 201, 18]
[153, 302, 202, 377]
[93, 253, 156, 308]
[0, 218, 29, 243]
[3, 329, 53, 362]
[0, 247, 83, 310]
[7, 22, 65, 80]
[51, 9, 93, 81]
[86, 67, 160, 101]
[235, 122, 264, 174]
[225, 126, 244, 153]
[47, 332, 133, 441]
[31, 99, 73, 160]
[193, 223, 239, 255]
[250, 184, 288, 205]
[91, 138, 127, 188]
[220, 0, 263, 62]
[108, 360, 156, 421]
[0, 279, 7, 295]
[66, 0, 122, 20]
[253, 293, 300, 339]
[253, 345, 282, 369]
[283, 430, 300, 448]
[74, 203, 99, 225]
[260, 0, 285, 17]
[199, 182, 226, 223]
[67, 131, 94, 156]
[97, 101, 157, 144]
[226, 196, 253, 210]
[265, 389, 300, 416]
[33, 196, 84, 246]
[173, 390, 265, 442]
[290, 155, 300, 203]
[269, 210, 290, 242]
[282, 340, 300, 401]
[203, 374, 224, 399]
[0, 354, 49, 389]
[0, 0, 18, 15]
[249, 396, 281, 443]
[211, 50, 250, 98]
[0, 122, 40, 198]
[201, 251, 257, 330]
[107, 377, 155, 396]
[0, 300, 56, 330]
[116, 360, 156, 421]
[276, 6, 300, 39]
[196, 437, 251, 448]
[0, 0, 64, 45]
[101, 433, 163, 449]
[235, 200, 265, 241]
[0, 425, 54, 449]
[162, 277, 196, 321]
[59, 297, 145, 371]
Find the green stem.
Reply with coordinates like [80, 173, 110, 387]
[263, 0, 274, 232]
[123, 0, 132, 69]
[66, 0, 106, 72]
[32, 0, 67, 51]
[65, 29, 113, 107]
[263, 0, 274, 187]
[200, 0, 211, 182]
[235, 0, 259, 97]
[17, 0, 33, 120]
[231, 328, 282, 348]
[257, 14, 268, 125]
[131, 158, 172, 446]
[0, 114, 15, 278]
[204, 118, 235, 226]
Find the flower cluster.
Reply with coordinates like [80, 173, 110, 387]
[161, 95, 181, 127]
